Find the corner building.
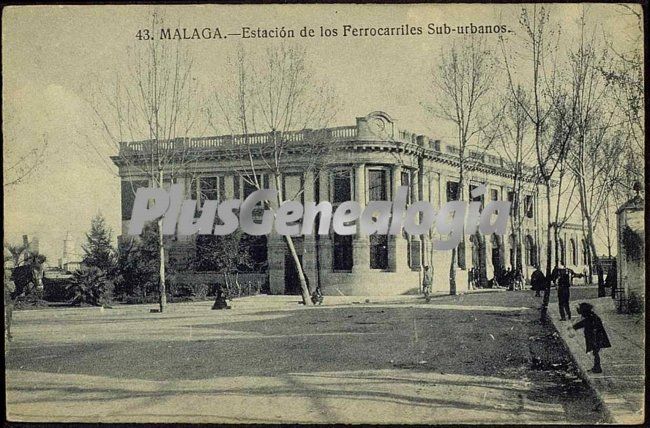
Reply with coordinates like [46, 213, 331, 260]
[114, 112, 586, 296]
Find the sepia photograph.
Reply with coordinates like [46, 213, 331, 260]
[2, 3, 645, 424]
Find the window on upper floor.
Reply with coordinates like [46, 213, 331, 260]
[283, 173, 304, 204]
[332, 169, 352, 204]
[507, 191, 518, 215]
[446, 181, 460, 202]
[368, 169, 388, 201]
[401, 170, 412, 203]
[470, 184, 484, 206]
[524, 195, 534, 219]
[199, 176, 220, 203]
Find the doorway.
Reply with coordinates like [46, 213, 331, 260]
[284, 254, 303, 295]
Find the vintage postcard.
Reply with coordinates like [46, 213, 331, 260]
[3, 3, 645, 424]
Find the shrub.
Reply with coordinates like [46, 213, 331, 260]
[67, 266, 113, 306]
[224, 278, 262, 299]
[170, 282, 209, 301]
[43, 277, 75, 302]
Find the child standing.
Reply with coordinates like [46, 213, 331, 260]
[572, 302, 611, 373]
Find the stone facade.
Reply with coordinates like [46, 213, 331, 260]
[615, 191, 645, 313]
[113, 111, 586, 296]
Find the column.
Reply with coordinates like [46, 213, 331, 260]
[224, 175, 234, 199]
[352, 164, 369, 272]
[267, 173, 284, 294]
[317, 170, 333, 287]
[302, 170, 318, 286]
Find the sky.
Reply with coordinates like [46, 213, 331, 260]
[2, 3, 642, 262]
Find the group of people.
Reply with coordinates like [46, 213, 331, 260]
[468, 266, 524, 290]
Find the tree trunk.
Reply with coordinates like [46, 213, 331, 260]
[544, 181, 553, 278]
[576, 174, 606, 297]
[585, 216, 606, 297]
[553, 225, 560, 267]
[157, 170, 167, 312]
[449, 159, 465, 295]
[285, 235, 312, 305]
[274, 174, 312, 305]
[449, 248, 457, 295]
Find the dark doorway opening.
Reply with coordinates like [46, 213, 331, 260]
[284, 254, 303, 295]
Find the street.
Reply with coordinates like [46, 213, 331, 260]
[6, 287, 606, 423]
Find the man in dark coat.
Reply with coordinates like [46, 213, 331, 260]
[606, 265, 618, 299]
[530, 267, 546, 297]
[573, 302, 611, 373]
[504, 267, 513, 290]
[551, 264, 583, 320]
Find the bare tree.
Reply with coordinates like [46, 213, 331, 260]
[425, 35, 501, 294]
[86, 12, 201, 312]
[565, 13, 628, 296]
[3, 115, 48, 188]
[208, 44, 337, 305]
[497, 85, 534, 273]
[500, 5, 577, 279]
[601, 5, 644, 186]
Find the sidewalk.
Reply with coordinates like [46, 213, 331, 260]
[549, 297, 645, 424]
[227, 287, 505, 309]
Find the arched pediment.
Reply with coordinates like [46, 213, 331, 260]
[365, 111, 395, 123]
[356, 111, 396, 141]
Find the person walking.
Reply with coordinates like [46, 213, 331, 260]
[504, 267, 513, 290]
[422, 265, 433, 302]
[530, 267, 545, 297]
[606, 264, 618, 299]
[572, 302, 611, 373]
[551, 263, 583, 321]
[582, 265, 591, 285]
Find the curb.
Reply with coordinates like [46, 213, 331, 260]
[547, 310, 615, 424]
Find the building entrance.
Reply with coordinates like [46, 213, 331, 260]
[284, 254, 304, 295]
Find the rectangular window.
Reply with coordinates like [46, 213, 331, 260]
[507, 191, 517, 214]
[457, 240, 466, 269]
[243, 175, 269, 213]
[369, 234, 388, 270]
[121, 180, 149, 220]
[446, 181, 460, 201]
[368, 169, 388, 201]
[401, 170, 412, 203]
[332, 234, 353, 271]
[199, 177, 219, 203]
[332, 170, 352, 204]
[409, 239, 421, 270]
[243, 178, 257, 199]
[490, 189, 499, 201]
[524, 195, 534, 219]
[470, 184, 484, 205]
